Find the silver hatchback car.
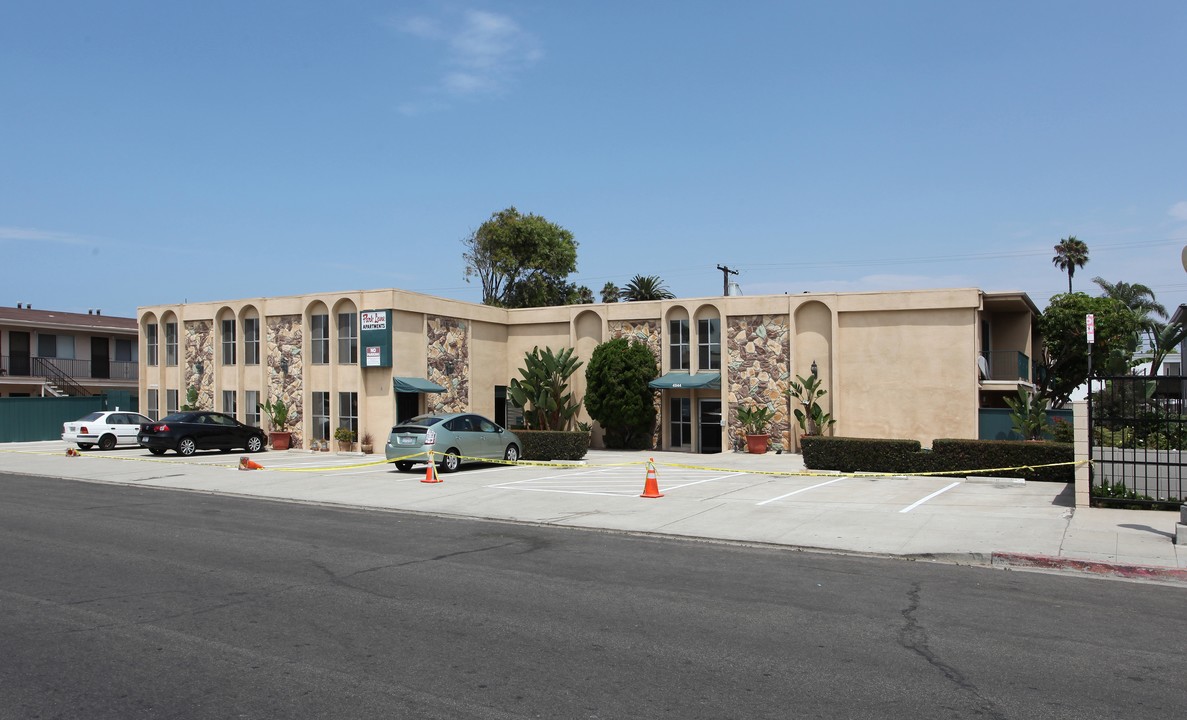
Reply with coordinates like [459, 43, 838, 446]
[385, 412, 521, 473]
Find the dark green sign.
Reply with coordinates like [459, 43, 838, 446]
[359, 309, 392, 368]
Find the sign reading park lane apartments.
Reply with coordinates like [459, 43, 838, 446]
[360, 309, 392, 368]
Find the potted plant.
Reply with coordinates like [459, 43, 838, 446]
[334, 426, 357, 452]
[360, 431, 374, 454]
[259, 398, 292, 450]
[736, 403, 775, 454]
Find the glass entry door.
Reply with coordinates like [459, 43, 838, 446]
[698, 399, 722, 453]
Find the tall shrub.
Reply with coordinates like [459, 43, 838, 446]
[508, 346, 583, 430]
[585, 337, 657, 449]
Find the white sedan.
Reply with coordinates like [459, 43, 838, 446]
[63, 411, 153, 450]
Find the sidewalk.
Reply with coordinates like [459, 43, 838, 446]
[2, 443, 1184, 584]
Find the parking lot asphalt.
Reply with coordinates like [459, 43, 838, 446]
[3, 441, 1185, 584]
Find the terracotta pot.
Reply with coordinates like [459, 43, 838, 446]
[746, 433, 769, 454]
[269, 432, 291, 450]
[361, 443, 373, 455]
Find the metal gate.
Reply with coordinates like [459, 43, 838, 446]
[1088, 375, 1186, 509]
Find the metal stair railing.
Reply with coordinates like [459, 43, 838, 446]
[31, 357, 90, 397]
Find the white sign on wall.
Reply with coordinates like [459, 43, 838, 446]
[361, 311, 387, 331]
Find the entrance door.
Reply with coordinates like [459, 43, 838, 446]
[9, 332, 30, 375]
[698, 399, 722, 453]
[396, 392, 420, 424]
[92, 337, 110, 379]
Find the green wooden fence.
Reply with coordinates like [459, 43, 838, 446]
[0, 396, 111, 442]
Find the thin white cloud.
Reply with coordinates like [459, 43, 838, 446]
[0, 226, 93, 246]
[1168, 201, 1187, 222]
[390, 8, 541, 108]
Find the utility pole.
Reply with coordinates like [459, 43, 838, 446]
[717, 264, 738, 296]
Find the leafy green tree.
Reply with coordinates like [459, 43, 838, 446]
[1051, 236, 1089, 293]
[1036, 293, 1142, 406]
[508, 346, 583, 430]
[462, 207, 579, 308]
[600, 281, 620, 303]
[619, 274, 674, 301]
[584, 337, 658, 449]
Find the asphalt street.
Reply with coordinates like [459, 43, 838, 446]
[3, 473, 1185, 719]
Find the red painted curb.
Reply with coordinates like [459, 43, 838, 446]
[991, 551, 1187, 583]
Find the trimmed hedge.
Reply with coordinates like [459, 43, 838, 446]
[800, 436, 1074, 482]
[516, 430, 590, 461]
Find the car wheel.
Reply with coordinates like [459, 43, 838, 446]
[504, 444, 520, 463]
[395, 461, 413, 472]
[148, 448, 166, 456]
[177, 437, 197, 456]
[439, 449, 461, 473]
[77, 443, 93, 450]
[98, 434, 117, 451]
[246, 435, 264, 453]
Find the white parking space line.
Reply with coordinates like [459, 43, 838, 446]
[487, 466, 744, 497]
[756, 477, 846, 506]
[899, 481, 962, 513]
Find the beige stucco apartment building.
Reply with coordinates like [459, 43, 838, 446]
[137, 287, 1040, 453]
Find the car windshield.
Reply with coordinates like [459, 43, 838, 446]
[392, 416, 443, 433]
[79, 412, 104, 421]
[158, 413, 193, 423]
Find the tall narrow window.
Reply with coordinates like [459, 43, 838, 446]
[221, 319, 236, 365]
[147, 389, 159, 421]
[245, 390, 260, 427]
[697, 318, 720, 370]
[337, 312, 358, 365]
[165, 322, 178, 366]
[311, 314, 330, 364]
[166, 389, 179, 414]
[243, 318, 260, 365]
[339, 391, 358, 437]
[669, 319, 690, 370]
[222, 390, 237, 417]
[669, 397, 691, 447]
[312, 391, 330, 441]
[146, 324, 159, 366]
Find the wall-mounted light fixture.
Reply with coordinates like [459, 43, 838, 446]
[810, 360, 818, 377]
[195, 361, 204, 376]
[280, 357, 289, 376]
[444, 358, 455, 374]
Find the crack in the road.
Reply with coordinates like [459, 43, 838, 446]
[316, 540, 523, 585]
[899, 582, 1006, 719]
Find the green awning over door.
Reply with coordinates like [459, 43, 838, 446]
[648, 372, 721, 390]
[393, 377, 446, 393]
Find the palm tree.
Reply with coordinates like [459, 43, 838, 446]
[619, 275, 675, 301]
[600, 281, 620, 303]
[1052, 236, 1089, 293]
[1093, 277, 1167, 351]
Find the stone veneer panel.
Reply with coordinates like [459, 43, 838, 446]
[609, 319, 662, 449]
[183, 320, 214, 410]
[426, 315, 469, 414]
[726, 314, 790, 451]
[266, 315, 304, 447]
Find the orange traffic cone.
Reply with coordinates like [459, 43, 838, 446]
[421, 451, 442, 483]
[640, 459, 663, 498]
[239, 456, 264, 470]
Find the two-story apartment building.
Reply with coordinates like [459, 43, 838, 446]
[138, 287, 1040, 452]
[0, 304, 139, 401]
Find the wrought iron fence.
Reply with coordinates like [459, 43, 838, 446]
[1088, 375, 1185, 509]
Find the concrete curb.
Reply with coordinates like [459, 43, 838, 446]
[991, 551, 1187, 584]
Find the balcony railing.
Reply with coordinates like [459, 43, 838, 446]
[0, 355, 138, 381]
[979, 350, 1030, 382]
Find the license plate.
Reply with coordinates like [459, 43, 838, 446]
[398, 437, 414, 445]
[138, 435, 147, 443]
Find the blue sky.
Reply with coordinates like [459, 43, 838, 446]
[3, 1, 1186, 319]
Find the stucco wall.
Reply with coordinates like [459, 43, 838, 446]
[835, 307, 976, 445]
